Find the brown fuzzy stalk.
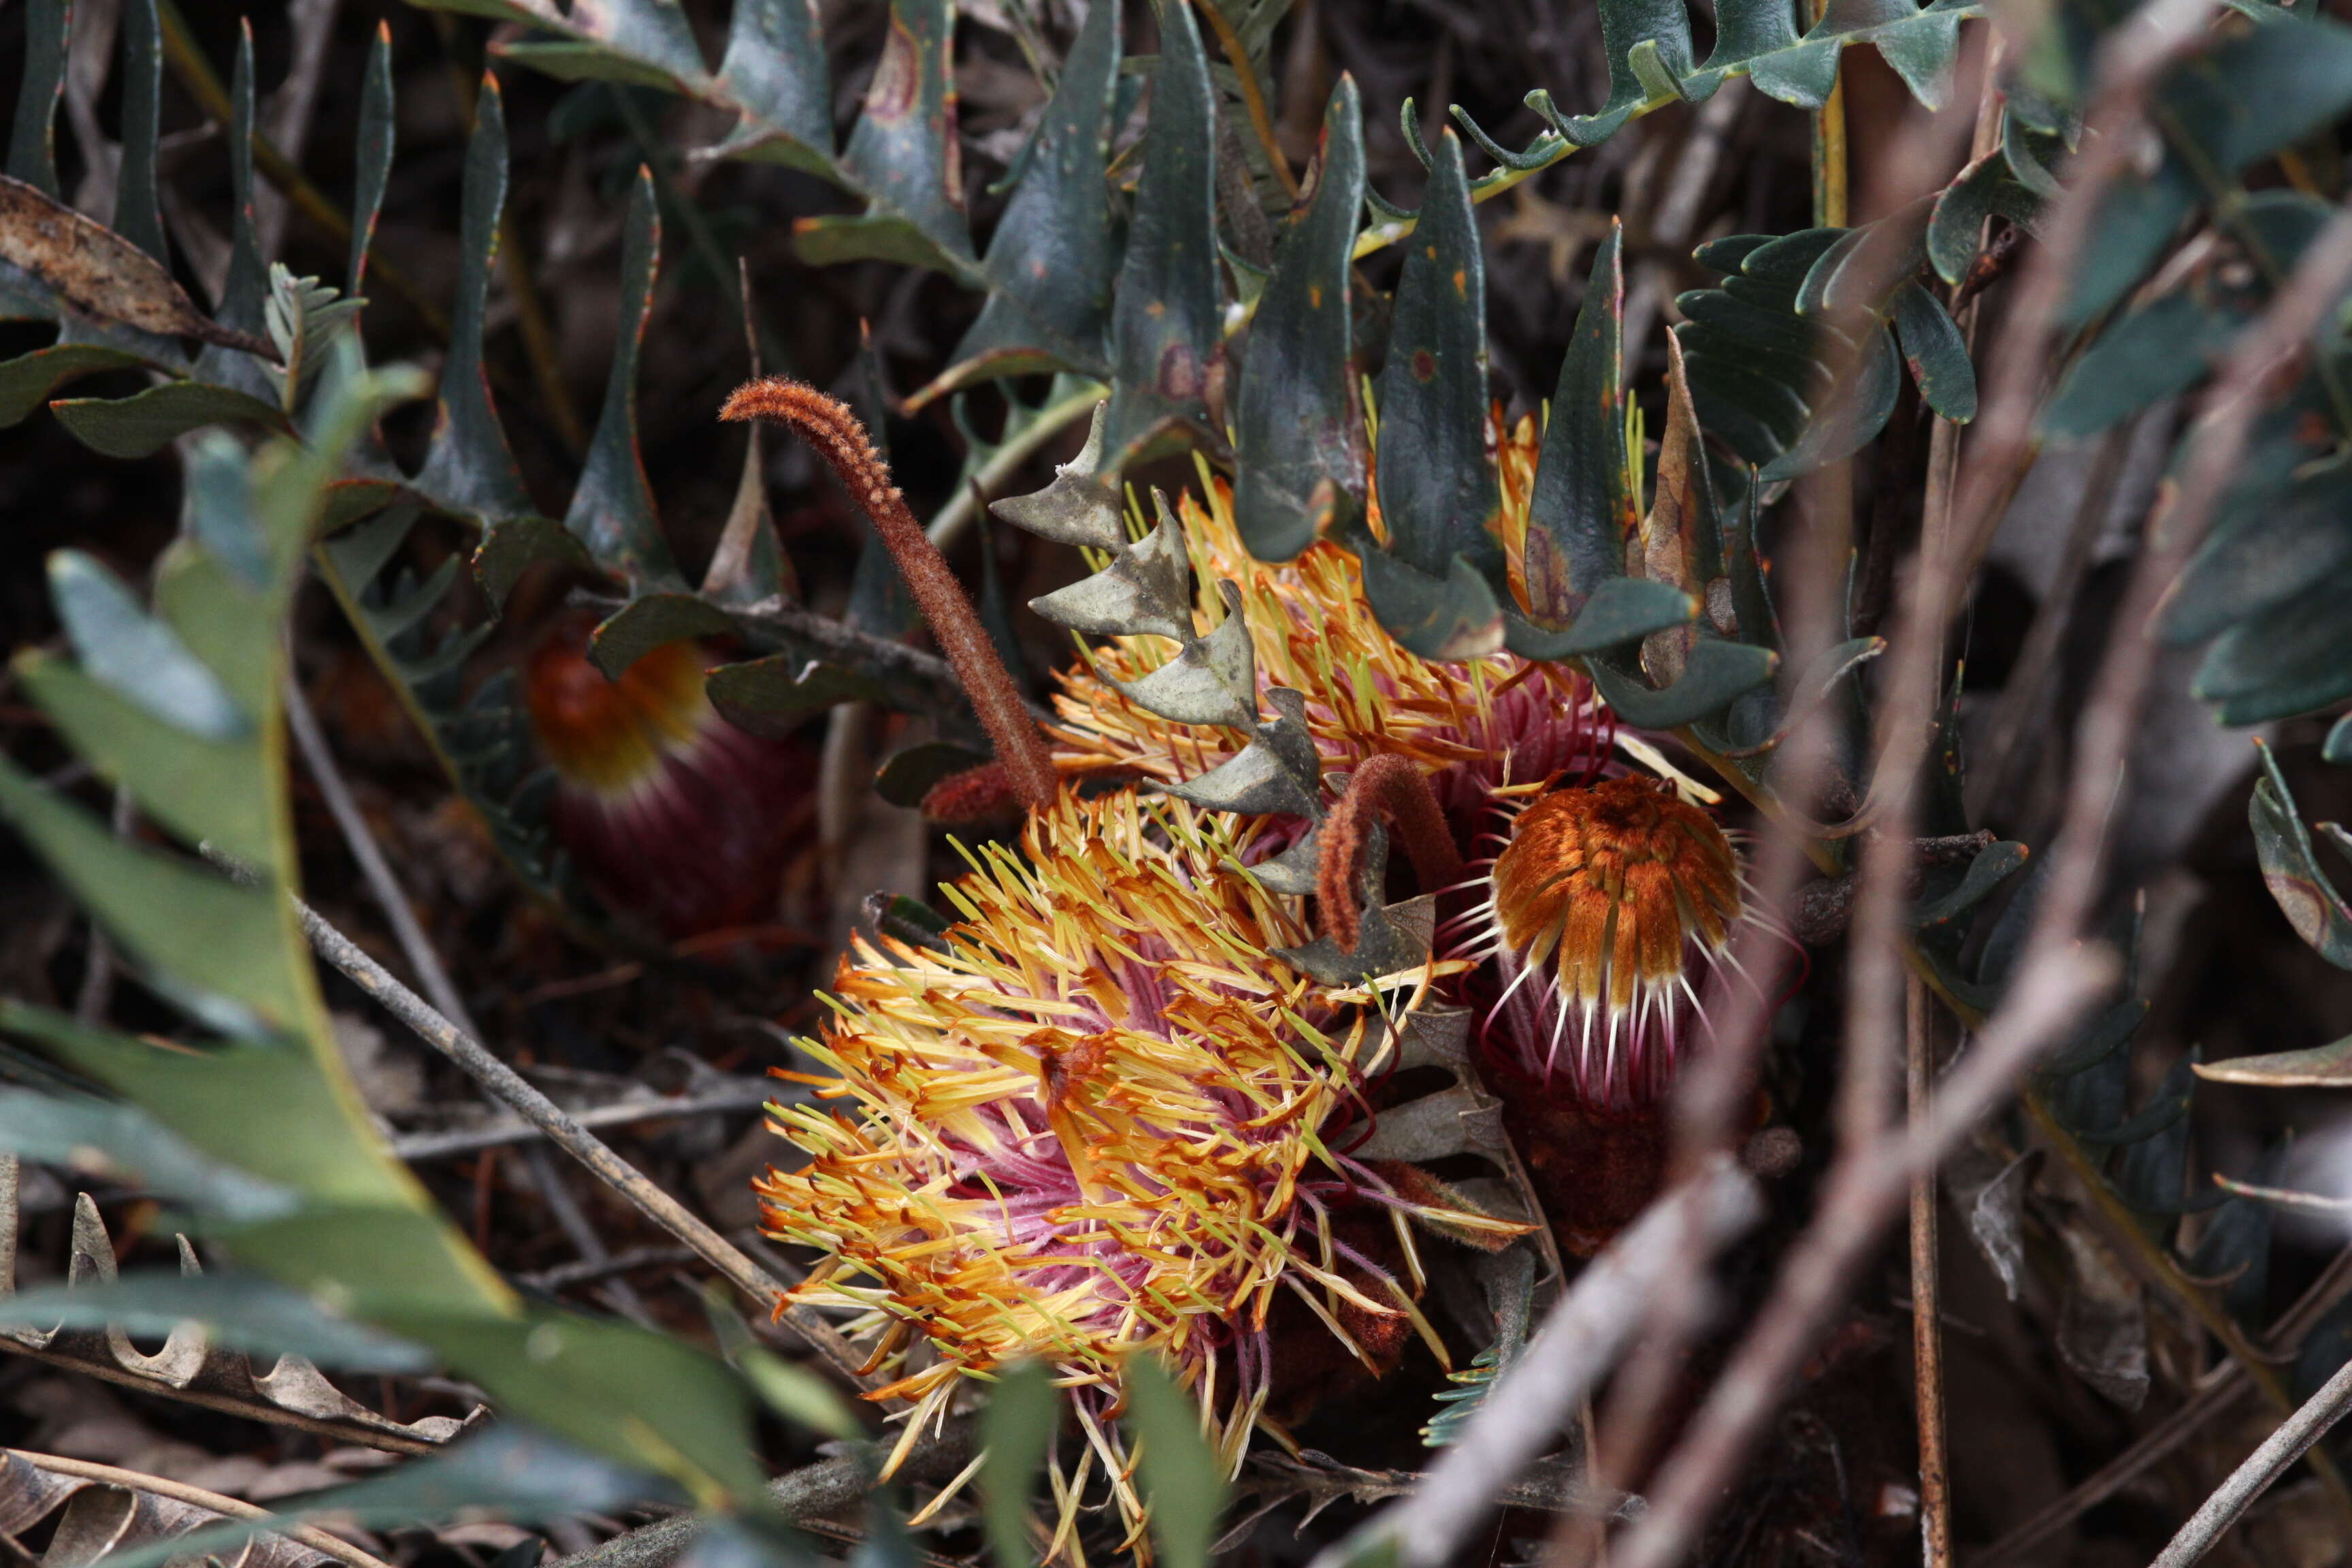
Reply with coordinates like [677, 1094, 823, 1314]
[1317, 753, 1465, 953]
[719, 377, 1060, 812]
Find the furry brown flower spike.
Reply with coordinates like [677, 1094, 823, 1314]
[720, 376, 1058, 811]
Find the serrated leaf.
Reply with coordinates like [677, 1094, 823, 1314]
[192, 24, 274, 402]
[1276, 894, 1437, 986]
[7, 0, 68, 197]
[1028, 500, 1194, 639]
[51, 378, 292, 457]
[1100, 0, 1220, 465]
[1360, 549, 1505, 662]
[990, 402, 1126, 550]
[589, 593, 737, 680]
[706, 654, 896, 736]
[1757, 324, 1900, 481]
[564, 169, 674, 586]
[1518, 224, 1638, 623]
[414, 75, 540, 575]
[1164, 687, 1322, 817]
[1371, 129, 1498, 586]
[1231, 75, 1367, 562]
[928, 0, 1120, 395]
[711, 0, 833, 166]
[833, 0, 975, 278]
[1112, 581, 1258, 728]
[1584, 638, 1778, 728]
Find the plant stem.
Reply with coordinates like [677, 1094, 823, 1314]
[1907, 975, 1953, 1568]
[721, 378, 1061, 811]
[1318, 753, 1464, 951]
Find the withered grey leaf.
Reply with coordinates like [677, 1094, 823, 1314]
[1275, 894, 1435, 987]
[989, 401, 1125, 551]
[1164, 685, 1324, 819]
[2056, 1217, 2149, 1411]
[0, 176, 274, 357]
[1112, 580, 1257, 728]
[1347, 1080, 1505, 1164]
[1026, 491, 1192, 640]
[1245, 827, 1322, 896]
[1944, 1145, 2034, 1303]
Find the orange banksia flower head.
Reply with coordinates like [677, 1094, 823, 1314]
[523, 624, 811, 938]
[1460, 776, 1749, 1113]
[753, 789, 1516, 1518]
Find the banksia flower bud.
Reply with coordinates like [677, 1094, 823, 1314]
[523, 626, 813, 939]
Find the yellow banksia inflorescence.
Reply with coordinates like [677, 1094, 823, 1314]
[754, 789, 1518, 1522]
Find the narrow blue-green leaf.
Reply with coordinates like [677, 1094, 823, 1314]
[14, 653, 272, 867]
[1503, 576, 1695, 659]
[116, 0, 165, 263]
[2161, 14, 2352, 176]
[564, 168, 674, 587]
[0, 1273, 430, 1371]
[415, 74, 540, 570]
[1756, 325, 1900, 482]
[1100, 0, 1220, 466]
[351, 24, 395, 294]
[706, 653, 898, 734]
[589, 593, 737, 680]
[1124, 1358, 1227, 1568]
[0, 344, 148, 425]
[7, 0, 69, 197]
[0, 772, 301, 1033]
[2196, 560, 2352, 723]
[0, 1085, 293, 1222]
[52, 378, 291, 458]
[1522, 223, 1634, 624]
[932, 0, 1121, 392]
[1232, 74, 1366, 562]
[47, 549, 248, 739]
[2042, 293, 2241, 439]
[1372, 128, 1496, 587]
[1912, 839, 2027, 926]
[2059, 162, 2194, 328]
[836, 0, 975, 275]
[1890, 282, 1976, 422]
[980, 1362, 1058, 1568]
[714, 0, 834, 166]
[1563, 0, 1692, 144]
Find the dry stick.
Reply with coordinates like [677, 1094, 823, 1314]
[1317, 754, 1463, 951]
[1614, 187, 2352, 1568]
[2152, 1356, 2352, 1568]
[284, 674, 482, 1039]
[1907, 977, 1953, 1568]
[391, 1082, 781, 1160]
[288, 893, 870, 1385]
[5, 1450, 399, 1568]
[1304, 1157, 1765, 1568]
[721, 378, 1061, 812]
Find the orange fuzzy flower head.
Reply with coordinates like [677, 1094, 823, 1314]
[1463, 777, 1748, 1112]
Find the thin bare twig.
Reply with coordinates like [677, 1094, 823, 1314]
[286, 892, 869, 1384]
[1908, 976, 1953, 1567]
[2152, 1356, 2352, 1568]
[284, 674, 481, 1039]
[5, 1450, 399, 1568]
[391, 1082, 781, 1160]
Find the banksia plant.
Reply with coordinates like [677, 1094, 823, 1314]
[523, 624, 816, 939]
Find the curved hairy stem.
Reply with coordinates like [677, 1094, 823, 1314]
[1317, 753, 1463, 952]
[721, 377, 1060, 812]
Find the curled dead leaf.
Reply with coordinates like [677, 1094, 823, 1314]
[0, 177, 277, 360]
